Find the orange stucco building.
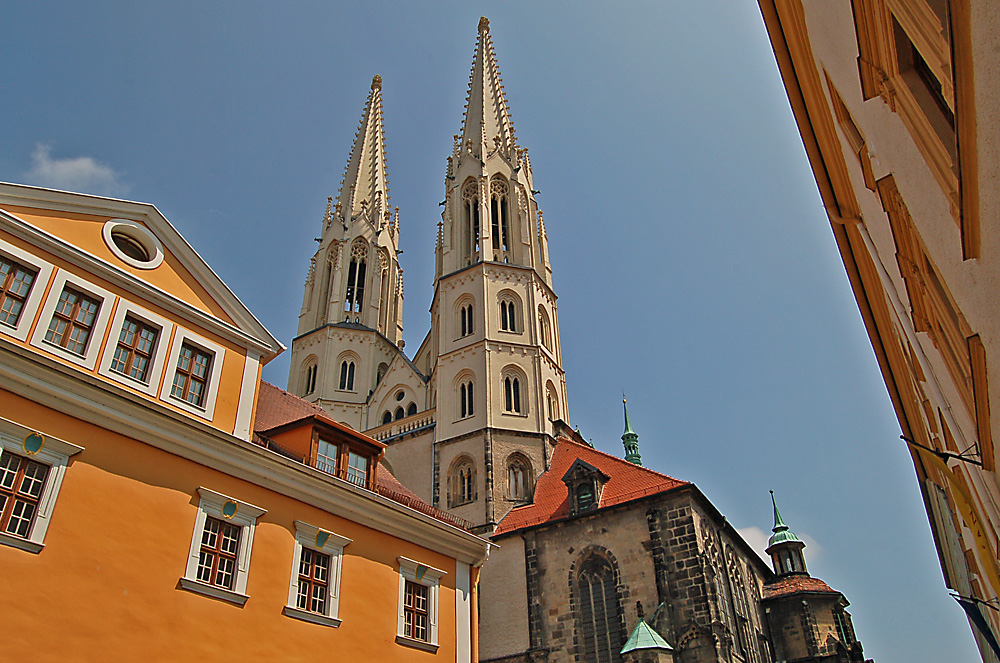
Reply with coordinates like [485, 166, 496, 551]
[0, 182, 490, 660]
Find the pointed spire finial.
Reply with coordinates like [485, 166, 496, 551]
[372, 74, 382, 91]
[479, 16, 490, 33]
[769, 490, 788, 533]
[335, 77, 391, 222]
[621, 396, 642, 466]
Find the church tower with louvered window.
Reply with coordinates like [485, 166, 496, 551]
[288, 75, 405, 429]
[288, 19, 569, 534]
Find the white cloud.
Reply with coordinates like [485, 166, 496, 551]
[736, 525, 823, 566]
[24, 144, 129, 197]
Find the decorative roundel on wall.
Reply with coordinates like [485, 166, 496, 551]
[102, 219, 165, 269]
[222, 501, 239, 518]
[395, 390, 405, 401]
[22, 432, 44, 455]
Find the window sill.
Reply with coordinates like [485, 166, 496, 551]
[501, 411, 528, 418]
[283, 605, 342, 627]
[0, 532, 43, 554]
[168, 394, 208, 412]
[179, 577, 249, 606]
[396, 635, 439, 653]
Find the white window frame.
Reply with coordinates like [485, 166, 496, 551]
[180, 487, 265, 606]
[396, 555, 447, 652]
[30, 269, 115, 370]
[0, 416, 84, 553]
[160, 328, 225, 420]
[102, 219, 165, 270]
[283, 520, 352, 627]
[0, 237, 54, 343]
[97, 300, 174, 396]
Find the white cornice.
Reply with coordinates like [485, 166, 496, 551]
[0, 183, 284, 361]
[0, 340, 491, 565]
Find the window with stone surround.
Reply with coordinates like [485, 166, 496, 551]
[574, 554, 623, 663]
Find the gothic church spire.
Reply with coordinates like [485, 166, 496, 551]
[460, 17, 517, 162]
[336, 75, 391, 226]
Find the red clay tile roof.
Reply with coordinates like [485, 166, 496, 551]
[763, 575, 840, 599]
[253, 381, 329, 432]
[252, 381, 470, 530]
[493, 437, 689, 537]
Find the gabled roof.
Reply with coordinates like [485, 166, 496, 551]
[460, 17, 516, 159]
[620, 620, 674, 654]
[494, 437, 689, 537]
[763, 575, 840, 600]
[337, 76, 390, 222]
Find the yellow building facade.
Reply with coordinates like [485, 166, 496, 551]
[757, 1, 1000, 659]
[0, 182, 489, 660]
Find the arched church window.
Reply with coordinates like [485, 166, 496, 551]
[457, 300, 474, 337]
[728, 551, 755, 660]
[498, 294, 520, 333]
[382, 411, 392, 425]
[448, 456, 476, 507]
[503, 376, 522, 414]
[394, 406, 405, 421]
[339, 360, 356, 391]
[490, 176, 510, 256]
[538, 306, 552, 351]
[459, 381, 474, 418]
[575, 555, 623, 663]
[546, 381, 559, 421]
[376, 362, 388, 385]
[507, 454, 533, 501]
[302, 359, 318, 396]
[462, 180, 480, 261]
[407, 402, 417, 417]
[344, 242, 367, 314]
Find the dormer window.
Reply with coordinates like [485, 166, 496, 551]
[561, 459, 609, 517]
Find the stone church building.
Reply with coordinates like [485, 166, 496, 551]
[286, 17, 872, 663]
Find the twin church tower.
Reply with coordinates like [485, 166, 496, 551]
[289, 17, 569, 532]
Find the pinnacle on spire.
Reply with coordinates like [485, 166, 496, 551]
[766, 491, 807, 575]
[770, 490, 789, 533]
[460, 17, 516, 159]
[336, 75, 390, 222]
[622, 397, 642, 466]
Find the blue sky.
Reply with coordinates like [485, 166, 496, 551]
[2, 2, 979, 660]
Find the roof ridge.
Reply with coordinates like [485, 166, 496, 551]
[564, 435, 687, 484]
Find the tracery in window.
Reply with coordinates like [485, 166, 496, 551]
[504, 375, 522, 414]
[490, 175, 510, 257]
[498, 292, 521, 333]
[459, 379, 474, 418]
[448, 456, 476, 507]
[344, 241, 367, 314]
[574, 554, 623, 663]
[462, 179, 480, 262]
[338, 359, 356, 391]
[506, 453, 533, 501]
[457, 298, 475, 338]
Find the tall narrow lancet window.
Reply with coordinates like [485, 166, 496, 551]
[499, 299, 517, 332]
[490, 176, 510, 257]
[339, 360, 356, 391]
[460, 381, 474, 418]
[538, 306, 552, 351]
[575, 556, 623, 663]
[507, 454, 532, 501]
[448, 457, 476, 507]
[459, 302, 474, 337]
[344, 243, 367, 314]
[462, 180, 480, 261]
[504, 376, 521, 413]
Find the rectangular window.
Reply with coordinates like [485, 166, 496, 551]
[296, 548, 331, 614]
[316, 439, 338, 476]
[171, 343, 212, 407]
[346, 451, 368, 487]
[44, 286, 100, 355]
[110, 316, 158, 383]
[197, 516, 241, 590]
[0, 257, 37, 328]
[404, 580, 430, 641]
[0, 452, 49, 539]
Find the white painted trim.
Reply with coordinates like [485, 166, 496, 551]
[456, 562, 472, 663]
[96, 300, 173, 396]
[232, 351, 260, 440]
[29, 269, 114, 370]
[0, 341, 493, 565]
[160, 328, 225, 421]
[397, 556, 446, 647]
[0, 235, 54, 342]
[0, 184, 284, 359]
[284, 520, 352, 626]
[0, 415, 84, 551]
[102, 219, 164, 270]
[181, 487, 266, 601]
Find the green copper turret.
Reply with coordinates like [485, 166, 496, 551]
[622, 398, 642, 465]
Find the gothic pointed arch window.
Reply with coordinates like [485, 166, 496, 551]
[502, 367, 524, 415]
[448, 455, 476, 508]
[490, 175, 510, 258]
[394, 406, 404, 421]
[462, 179, 480, 263]
[545, 381, 560, 421]
[456, 296, 475, 338]
[538, 305, 553, 352]
[382, 411, 392, 425]
[344, 241, 368, 314]
[727, 549, 757, 661]
[460, 381, 474, 419]
[498, 290, 521, 333]
[506, 453, 533, 501]
[376, 362, 388, 386]
[337, 353, 358, 392]
[406, 402, 417, 417]
[574, 554, 624, 663]
[302, 356, 319, 396]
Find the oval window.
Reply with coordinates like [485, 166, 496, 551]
[111, 230, 151, 262]
[102, 219, 164, 269]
